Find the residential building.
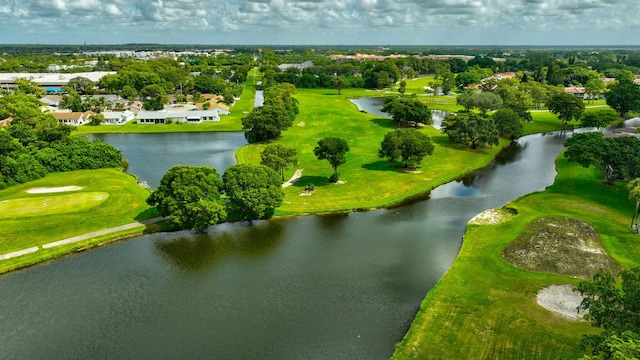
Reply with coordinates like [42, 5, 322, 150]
[137, 110, 222, 124]
[52, 111, 95, 126]
[102, 110, 135, 125]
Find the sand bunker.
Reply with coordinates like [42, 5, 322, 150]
[26, 186, 83, 194]
[469, 208, 514, 225]
[537, 284, 586, 320]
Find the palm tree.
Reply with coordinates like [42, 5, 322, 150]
[628, 178, 640, 232]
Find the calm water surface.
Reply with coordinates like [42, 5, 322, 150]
[1, 129, 570, 359]
[350, 97, 447, 129]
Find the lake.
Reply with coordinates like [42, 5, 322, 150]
[0, 129, 570, 359]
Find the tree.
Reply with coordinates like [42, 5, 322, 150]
[442, 113, 500, 149]
[242, 103, 292, 143]
[14, 78, 45, 98]
[382, 95, 432, 126]
[260, 144, 298, 181]
[629, 178, 640, 232]
[140, 84, 167, 111]
[313, 137, 350, 182]
[66, 76, 95, 95]
[146, 165, 227, 231]
[584, 78, 605, 104]
[576, 268, 640, 358]
[378, 129, 434, 169]
[547, 92, 585, 125]
[564, 132, 640, 184]
[580, 109, 620, 132]
[331, 77, 348, 95]
[223, 164, 284, 220]
[606, 75, 640, 117]
[88, 113, 106, 126]
[455, 72, 481, 88]
[492, 108, 523, 140]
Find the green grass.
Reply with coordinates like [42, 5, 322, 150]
[237, 87, 509, 215]
[391, 156, 639, 359]
[0, 169, 158, 273]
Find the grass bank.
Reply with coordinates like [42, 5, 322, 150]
[391, 156, 639, 359]
[0, 169, 159, 273]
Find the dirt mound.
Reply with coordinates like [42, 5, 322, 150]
[502, 217, 620, 279]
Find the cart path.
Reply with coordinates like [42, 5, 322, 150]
[282, 169, 304, 188]
[0, 217, 165, 261]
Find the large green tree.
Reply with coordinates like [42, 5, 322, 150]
[579, 109, 619, 132]
[564, 132, 640, 184]
[378, 129, 434, 169]
[442, 113, 500, 149]
[223, 164, 284, 220]
[628, 178, 640, 232]
[260, 144, 298, 181]
[606, 74, 640, 117]
[546, 92, 585, 125]
[492, 108, 523, 140]
[577, 268, 640, 358]
[313, 137, 350, 182]
[147, 165, 227, 231]
[382, 95, 432, 126]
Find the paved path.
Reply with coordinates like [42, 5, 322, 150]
[0, 217, 164, 261]
[282, 169, 304, 188]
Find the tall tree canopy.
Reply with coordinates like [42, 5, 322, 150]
[313, 137, 350, 182]
[442, 113, 500, 149]
[223, 164, 284, 220]
[606, 74, 640, 117]
[546, 92, 585, 125]
[378, 129, 434, 169]
[147, 165, 227, 231]
[492, 108, 523, 140]
[577, 268, 640, 358]
[564, 132, 640, 184]
[381, 95, 432, 126]
[260, 144, 298, 181]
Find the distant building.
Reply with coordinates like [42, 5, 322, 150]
[278, 61, 314, 70]
[137, 110, 222, 124]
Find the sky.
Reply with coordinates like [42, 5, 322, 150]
[1, 0, 639, 46]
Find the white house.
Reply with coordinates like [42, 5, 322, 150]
[52, 111, 94, 126]
[137, 110, 221, 124]
[102, 110, 135, 125]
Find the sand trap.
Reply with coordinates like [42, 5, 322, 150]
[537, 284, 586, 320]
[469, 208, 514, 225]
[297, 122, 306, 127]
[26, 186, 83, 194]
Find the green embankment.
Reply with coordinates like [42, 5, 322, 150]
[391, 156, 638, 359]
[0, 169, 158, 273]
[236, 87, 568, 215]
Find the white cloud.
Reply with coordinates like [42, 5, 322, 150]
[1, 0, 640, 44]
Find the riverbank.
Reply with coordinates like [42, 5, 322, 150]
[391, 155, 639, 358]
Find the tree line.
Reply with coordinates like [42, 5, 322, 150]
[0, 94, 126, 189]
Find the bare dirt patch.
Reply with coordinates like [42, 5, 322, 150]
[297, 121, 306, 127]
[469, 208, 515, 225]
[26, 186, 83, 194]
[537, 284, 586, 320]
[502, 216, 620, 279]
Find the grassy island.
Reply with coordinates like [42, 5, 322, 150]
[391, 155, 639, 359]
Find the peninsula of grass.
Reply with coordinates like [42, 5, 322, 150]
[0, 169, 158, 273]
[236, 87, 568, 215]
[391, 156, 639, 359]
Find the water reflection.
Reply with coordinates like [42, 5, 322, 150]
[154, 221, 284, 272]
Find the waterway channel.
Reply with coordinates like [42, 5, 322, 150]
[0, 111, 574, 359]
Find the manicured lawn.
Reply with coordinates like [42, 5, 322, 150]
[0, 169, 158, 273]
[391, 157, 639, 359]
[236, 88, 509, 215]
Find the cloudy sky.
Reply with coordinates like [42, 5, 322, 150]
[1, 0, 638, 46]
